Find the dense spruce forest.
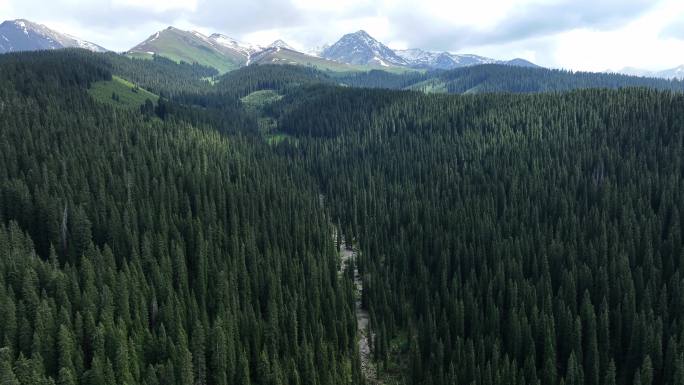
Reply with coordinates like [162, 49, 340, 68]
[2, 49, 684, 385]
[0, 50, 360, 385]
[271, 85, 684, 385]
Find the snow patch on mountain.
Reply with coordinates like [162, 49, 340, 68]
[16, 20, 29, 35]
[209, 33, 262, 57]
[395, 48, 500, 70]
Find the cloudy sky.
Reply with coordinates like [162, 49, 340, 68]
[1, 0, 684, 71]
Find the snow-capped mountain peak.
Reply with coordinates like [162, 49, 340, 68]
[268, 39, 295, 51]
[321, 30, 408, 67]
[0, 18, 108, 54]
[317, 30, 539, 70]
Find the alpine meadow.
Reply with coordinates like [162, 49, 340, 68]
[1, 3, 684, 385]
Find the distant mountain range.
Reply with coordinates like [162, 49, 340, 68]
[127, 27, 540, 73]
[127, 27, 366, 73]
[0, 19, 545, 74]
[0, 19, 107, 53]
[5, 18, 681, 80]
[320, 30, 538, 70]
[612, 65, 684, 80]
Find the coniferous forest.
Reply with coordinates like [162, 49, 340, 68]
[2, 49, 684, 385]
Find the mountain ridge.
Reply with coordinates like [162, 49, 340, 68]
[10, 18, 682, 76]
[0, 19, 542, 73]
[127, 27, 251, 72]
[319, 31, 539, 70]
[321, 30, 409, 67]
[0, 19, 107, 54]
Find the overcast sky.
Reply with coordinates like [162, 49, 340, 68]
[1, 0, 684, 71]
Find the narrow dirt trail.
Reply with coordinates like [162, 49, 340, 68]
[338, 241, 376, 382]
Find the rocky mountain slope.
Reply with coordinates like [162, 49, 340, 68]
[321, 30, 408, 67]
[0, 19, 107, 53]
[319, 30, 539, 70]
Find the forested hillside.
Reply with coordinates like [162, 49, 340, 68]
[269, 86, 684, 385]
[336, 65, 684, 94]
[2, 50, 684, 385]
[0, 50, 359, 385]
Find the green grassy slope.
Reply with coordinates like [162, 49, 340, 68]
[126, 51, 154, 60]
[240, 89, 282, 109]
[128, 28, 243, 73]
[405, 78, 448, 93]
[89, 75, 158, 108]
[240, 89, 294, 144]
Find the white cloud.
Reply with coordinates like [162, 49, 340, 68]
[551, 0, 684, 71]
[112, 0, 197, 13]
